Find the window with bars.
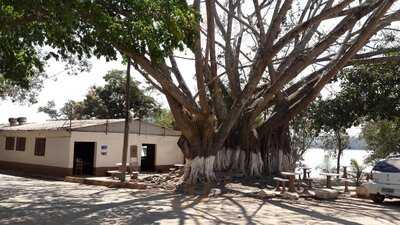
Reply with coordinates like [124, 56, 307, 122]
[5, 137, 15, 150]
[16, 137, 26, 151]
[34, 138, 46, 156]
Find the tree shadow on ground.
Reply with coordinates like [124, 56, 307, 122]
[269, 199, 362, 225]
[0, 169, 64, 181]
[1, 173, 400, 225]
[0, 179, 234, 225]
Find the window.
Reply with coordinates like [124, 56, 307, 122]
[130, 145, 138, 158]
[141, 145, 147, 157]
[5, 137, 15, 150]
[16, 137, 26, 151]
[34, 138, 46, 156]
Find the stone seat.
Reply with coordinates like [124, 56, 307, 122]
[340, 178, 353, 182]
[130, 171, 139, 179]
[106, 170, 123, 180]
[314, 188, 340, 200]
[274, 177, 289, 192]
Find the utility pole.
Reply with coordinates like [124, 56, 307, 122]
[120, 59, 131, 182]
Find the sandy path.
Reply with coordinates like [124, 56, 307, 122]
[0, 173, 399, 225]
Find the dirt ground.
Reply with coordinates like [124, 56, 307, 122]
[0, 172, 399, 225]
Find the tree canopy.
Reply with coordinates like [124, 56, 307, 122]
[362, 118, 400, 162]
[39, 70, 160, 120]
[337, 63, 400, 121]
[153, 108, 175, 129]
[1, 0, 195, 101]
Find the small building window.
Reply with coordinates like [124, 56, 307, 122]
[130, 145, 138, 158]
[16, 137, 26, 151]
[141, 145, 148, 157]
[5, 137, 15, 150]
[34, 138, 46, 156]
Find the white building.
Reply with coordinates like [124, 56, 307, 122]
[0, 119, 183, 177]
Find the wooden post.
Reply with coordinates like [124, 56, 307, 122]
[120, 59, 131, 182]
[105, 119, 109, 135]
[138, 119, 141, 135]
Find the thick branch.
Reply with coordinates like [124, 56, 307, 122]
[206, 0, 227, 120]
[273, 0, 394, 128]
[169, 56, 193, 99]
[124, 51, 201, 115]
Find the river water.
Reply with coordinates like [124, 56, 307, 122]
[301, 148, 371, 178]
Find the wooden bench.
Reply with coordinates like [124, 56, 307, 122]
[106, 170, 123, 180]
[274, 177, 289, 192]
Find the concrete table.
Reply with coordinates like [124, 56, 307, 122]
[320, 172, 340, 188]
[281, 172, 301, 192]
[116, 162, 132, 174]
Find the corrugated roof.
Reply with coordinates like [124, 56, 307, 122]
[0, 119, 124, 131]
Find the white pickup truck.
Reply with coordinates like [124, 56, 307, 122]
[365, 157, 400, 203]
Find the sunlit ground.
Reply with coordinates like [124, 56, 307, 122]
[0, 173, 399, 225]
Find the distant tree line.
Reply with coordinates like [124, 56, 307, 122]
[38, 70, 175, 128]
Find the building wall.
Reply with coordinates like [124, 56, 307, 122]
[0, 129, 183, 177]
[0, 130, 72, 176]
[70, 132, 183, 175]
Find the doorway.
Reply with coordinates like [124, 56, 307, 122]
[73, 142, 95, 176]
[140, 144, 156, 172]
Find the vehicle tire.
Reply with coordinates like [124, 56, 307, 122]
[370, 194, 385, 203]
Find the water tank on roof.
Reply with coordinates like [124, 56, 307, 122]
[17, 117, 27, 125]
[8, 118, 17, 126]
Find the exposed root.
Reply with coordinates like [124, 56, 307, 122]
[248, 151, 263, 176]
[214, 147, 233, 171]
[231, 147, 241, 170]
[186, 156, 216, 184]
[183, 158, 192, 182]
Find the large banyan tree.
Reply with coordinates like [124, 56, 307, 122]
[2, 0, 400, 183]
[131, 0, 400, 184]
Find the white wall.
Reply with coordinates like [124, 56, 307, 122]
[70, 132, 183, 168]
[137, 133, 184, 167]
[0, 130, 183, 169]
[0, 131, 71, 168]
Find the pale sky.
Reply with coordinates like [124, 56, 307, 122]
[0, 57, 146, 122]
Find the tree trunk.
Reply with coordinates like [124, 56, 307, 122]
[336, 130, 342, 178]
[259, 123, 294, 175]
[213, 119, 293, 176]
[336, 152, 341, 175]
[178, 123, 218, 185]
[177, 111, 295, 184]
